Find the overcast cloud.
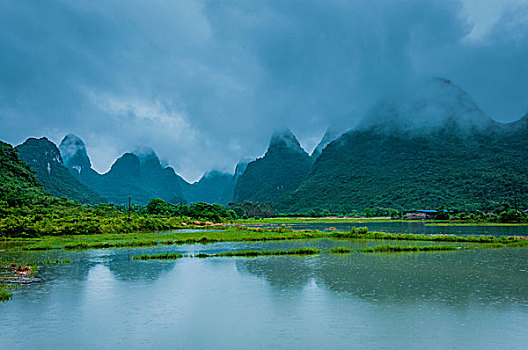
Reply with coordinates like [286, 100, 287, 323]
[1, 0, 527, 181]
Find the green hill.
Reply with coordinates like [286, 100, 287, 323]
[16, 138, 106, 204]
[233, 130, 312, 203]
[86, 151, 187, 206]
[278, 80, 528, 213]
[311, 128, 341, 160]
[0, 140, 46, 209]
[59, 135, 187, 205]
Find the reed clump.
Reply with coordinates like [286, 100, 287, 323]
[218, 247, 320, 257]
[194, 247, 321, 258]
[41, 258, 71, 264]
[132, 253, 183, 261]
[329, 246, 354, 254]
[334, 227, 528, 246]
[360, 244, 463, 253]
[0, 285, 13, 302]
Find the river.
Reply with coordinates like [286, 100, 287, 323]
[1, 239, 527, 349]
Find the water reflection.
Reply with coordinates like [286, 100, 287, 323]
[237, 248, 528, 306]
[105, 250, 176, 282]
[2, 243, 528, 349]
[236, 256, 315, 290]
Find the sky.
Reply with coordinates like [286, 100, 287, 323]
[1, 0, 527, 182]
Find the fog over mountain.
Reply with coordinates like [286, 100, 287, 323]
[1, 0, 527, 181]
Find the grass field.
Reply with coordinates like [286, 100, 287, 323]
[1, 225, 525, 251]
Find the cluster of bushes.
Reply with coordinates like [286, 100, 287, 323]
[453, 210, 528, 223]
[145, 199, 237, 222]
[0, 196, 240, 238]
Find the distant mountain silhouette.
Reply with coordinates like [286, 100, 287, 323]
[233, 129, 312, 203]
[16, 137, 106, 204]
[278, 80, 528, 212]
[10, 79, 528, 212]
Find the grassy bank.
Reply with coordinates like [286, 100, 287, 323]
[3, 226, 527, 252]
[133, 253, 184, 261]
[329, 246, 355, 254]
[235, 217, 400, 224]
[426, 222, 528, 226]
[132, 248, 321, 260]
[237, 217, 528, 226]
[17, 227, 329, 251]
[335, 228, 528, 245]
[195, 248, 321, 258]
[359, 244, 463, 253]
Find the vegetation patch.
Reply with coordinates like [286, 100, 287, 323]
[132, 253, 184, 261]
[218, 247, 320, 257]
[40, 258, 71, 264]
[18, 227, 331, 251]
[329, 246, 354, 254]
[0, 285, 13, 302]
[192, 247, 321, 258]
[336, 227, 528, 246]
[235, 217, 398, 224]
[11, 225, 528, 252]
[360, 244, 463, 253]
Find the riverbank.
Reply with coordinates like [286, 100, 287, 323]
[2, 226, 527, 252]
[235, 217, 528, 225]
[426, 222, 528, 226]
[235, 217, 401, 224]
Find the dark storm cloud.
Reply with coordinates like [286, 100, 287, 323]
[0, 0, 527, 181]
[411, 2, 528, 121]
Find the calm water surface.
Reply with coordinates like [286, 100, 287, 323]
[1, 240, 528, 349]
[248, 221, 528, 236]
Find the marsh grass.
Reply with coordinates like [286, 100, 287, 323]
[132, 253, 184, 261]
[0, 285, 12, 302]
[126, 238, 526, 262]
[329, 246, 354, 254]
[338, 227, 528, 245]
[139, 247, 324, 260]
[426, 223, 528, 227]
[214, 247, 321, 257]
[360, 244, 463, 253]
[19, 227, 330, 251]
[41, 258, 71, 264]
[9, 226, 528, 252]
[235, 217, 400, 224]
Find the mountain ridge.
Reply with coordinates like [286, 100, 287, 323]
[233, 129, 312, 203]
[16, 137, 107, 204]
[278, 97, 528, 213]
[10, 78, 528, 212]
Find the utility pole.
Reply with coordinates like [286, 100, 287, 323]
[128, 196, 131, 222]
